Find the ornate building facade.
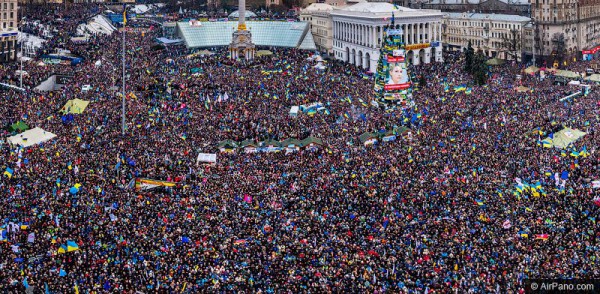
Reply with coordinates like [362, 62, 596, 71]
[332, 2, 444, 72]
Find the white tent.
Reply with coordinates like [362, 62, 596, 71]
[197, 153, 217, 164]
[289, 106, 299, 117]
[7, 127, 56, 147]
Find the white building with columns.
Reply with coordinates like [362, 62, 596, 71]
[331, 2, 444, 72]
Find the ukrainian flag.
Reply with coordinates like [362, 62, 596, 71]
[454, 84, 467, 92]
[20, 222, 29, 230]
[122, 4, 127, 26]
[519, 231, 529, 238]
[515, 184, 524, 193]
[474, 199, 484, 206]
[535, 181, 542, 190]
[561, 150, 567, 157]
[580, 146, 590, 157]
[57, 244, 68, 254]
[570, 150, 580, 157]
[3, 167, 13, 178]
[67, 240, 80, 252]
[465, 87, 472, 95]
[541, 138, 553, 148]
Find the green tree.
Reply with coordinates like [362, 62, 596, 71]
[472, 51, 488, 85]
[419, 75, 426, 88]
[464, 40, 475, 74]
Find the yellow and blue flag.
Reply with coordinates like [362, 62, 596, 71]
[541, 138, 553, 148]
[454, 84, 467, 92]
[4, 167, 13, 178]
[57, 244, 68, 254]
[67, 240, 79, 252]
[122, 4, 127, 26]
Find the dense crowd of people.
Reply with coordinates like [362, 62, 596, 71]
[0, 4, 598, 293]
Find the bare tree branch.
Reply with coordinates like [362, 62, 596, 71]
[499, 29, 521, 60]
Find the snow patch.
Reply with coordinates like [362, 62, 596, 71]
[77, 15, 116, 37]
[133, 5, 150, 14]
[19, 32, 46, 48]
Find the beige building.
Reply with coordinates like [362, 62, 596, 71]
[300, 3, 335, 53]
[442, 12, 531, 61]
[266, 0, 281, 7]
[531, 0, 600, 66]
[1, 0, 17, 62]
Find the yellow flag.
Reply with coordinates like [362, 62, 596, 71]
[122, 4, 127, 27]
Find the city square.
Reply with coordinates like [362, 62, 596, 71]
[0, 0, 599, 292]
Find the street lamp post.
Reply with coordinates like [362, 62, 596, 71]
[19, 19, 24, 89]
[122, 5, 127, 136]
[531, 18, 536, 66]
[19, 38, 23, 88]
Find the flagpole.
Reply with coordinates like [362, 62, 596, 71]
[122, 5, 126, 136]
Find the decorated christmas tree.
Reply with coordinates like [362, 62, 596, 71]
[373, 13, 413, 110]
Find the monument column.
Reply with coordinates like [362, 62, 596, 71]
[229, 0, 255, 60]
[238, 0, 246, 30]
